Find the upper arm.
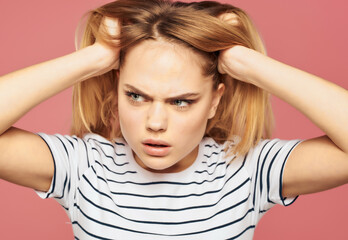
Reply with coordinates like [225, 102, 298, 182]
[0, 127, 54, 192]
[282, 135, 348, 198]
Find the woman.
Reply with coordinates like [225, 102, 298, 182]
[0, 0, 347, 239]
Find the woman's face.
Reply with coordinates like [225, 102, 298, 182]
[117, 40, 224, 173]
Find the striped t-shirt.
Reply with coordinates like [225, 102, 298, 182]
[35, 132, 301, 239]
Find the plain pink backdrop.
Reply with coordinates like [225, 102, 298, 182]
[1, 0, 347, 239]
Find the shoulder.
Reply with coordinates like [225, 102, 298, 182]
[81, 133, 130, 150]
[242, 138, 302, 176]
[81, 133, 131, 158]
[202, 137, 301, 172]
[37, 132, 132, 163]
[82, 133, 116, 147]
[247, 138, 302, 160]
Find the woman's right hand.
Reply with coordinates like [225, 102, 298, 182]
[0, 16, 121, 192]
[89, 17, 121, 77]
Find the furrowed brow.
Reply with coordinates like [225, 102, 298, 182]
[124, 84, 153, 100]
[166, 93, 200, 101]
[124, 84, 200, 101]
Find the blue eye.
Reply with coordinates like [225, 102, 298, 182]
[173, 99, 189, 107]
[125, 91, 145, 103]
[172, 99, 194, 109]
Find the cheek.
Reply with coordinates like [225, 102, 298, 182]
[118, 99, 142, 136]
[175, 104, 210, 136]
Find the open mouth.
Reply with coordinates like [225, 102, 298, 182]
[142, 140, 172, 157]
[144, 143, 168, 147]
[142, 139, 171, 147]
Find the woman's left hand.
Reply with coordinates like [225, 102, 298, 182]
[219, 12, 348, 198]
[217, 45, 255, 84]
[217, 12, 257, 84]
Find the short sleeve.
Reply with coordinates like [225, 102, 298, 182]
[34, 132, 92, 214]
[243, 138, 303, 214]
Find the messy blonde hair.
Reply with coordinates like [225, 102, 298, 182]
[70, 0, 273, 156]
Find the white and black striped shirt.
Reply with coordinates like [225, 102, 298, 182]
[35, 132, 301, 239]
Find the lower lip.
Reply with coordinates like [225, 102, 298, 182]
[142, 144, 172, 157]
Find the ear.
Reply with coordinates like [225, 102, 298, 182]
[208, 83, 225, 119]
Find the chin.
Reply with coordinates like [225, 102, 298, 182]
[135, 153, 173, 170]
[144, 159, 173, 171]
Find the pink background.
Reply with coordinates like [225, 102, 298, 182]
[1, 0, 347, 239]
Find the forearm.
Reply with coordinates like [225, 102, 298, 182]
[225, 46, 348, 153]
[0, 44, 113, 135]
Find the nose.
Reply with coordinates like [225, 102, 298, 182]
[146, 101, 168, 132]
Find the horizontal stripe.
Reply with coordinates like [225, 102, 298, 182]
[106, 161, 246, 199]
[170, 209, 254, 236]
[74, 192, 252, 225]
[110, 177, 249, 198]
[95, 160, 137, 175]
[87, 138, 114, 149]
[102, 155, 244, 187]
[92, 148, 129, 166]
[114, 141, 125, 146]
[105, 172, 225, 186]
[79, 173, 250, 213]
[73, 201, 255, 237]
[204, 143, 219, 148]
[195, 161, 227, 174]
[203, 149, 225, 158]
[227, 225, 256, 240]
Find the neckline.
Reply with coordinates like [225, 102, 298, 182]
[124, 139, 208, 179]
[83, 133, 212, 179]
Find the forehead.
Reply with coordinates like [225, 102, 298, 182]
[119, 40, 213, 95]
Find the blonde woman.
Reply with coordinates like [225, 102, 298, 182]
[0, 0, 347, 239]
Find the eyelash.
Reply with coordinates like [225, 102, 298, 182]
[172, 99, 195, 109]
[125, 91, 144, 104]
[124, 91, 195, 109]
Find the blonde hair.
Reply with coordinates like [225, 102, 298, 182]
[70, 0, 274, 156]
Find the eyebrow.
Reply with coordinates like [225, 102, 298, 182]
[124, 84, 201, 101]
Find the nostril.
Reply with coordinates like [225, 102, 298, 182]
[146, 125, 166, 132]
[146, 119, 167, 132]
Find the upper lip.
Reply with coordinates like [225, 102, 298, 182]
[142, 139, 171, 147]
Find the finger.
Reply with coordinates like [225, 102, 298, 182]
[217, 61, 226, 75]
[101, 17, 120, 37]
[218, 12, 239, 26]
